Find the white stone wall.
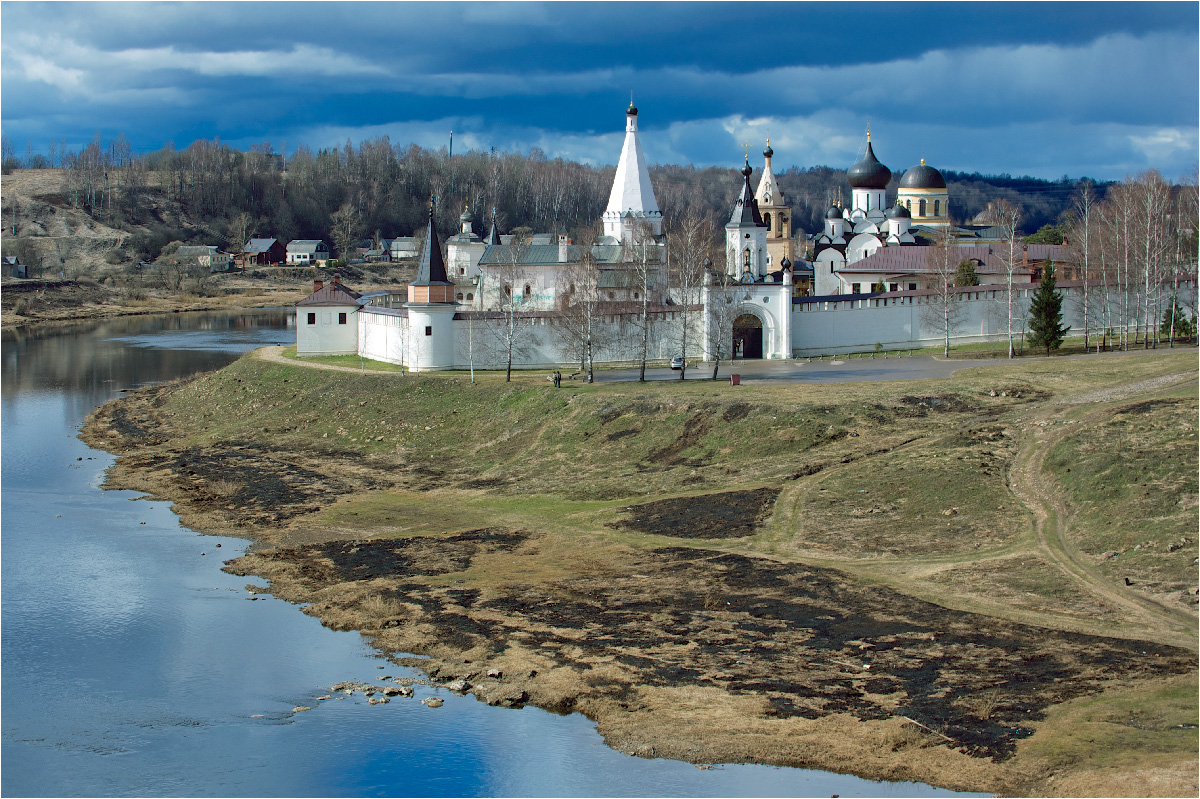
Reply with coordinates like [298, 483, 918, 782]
[790, 283, 1196, 356]
[296, 306, 360, 355]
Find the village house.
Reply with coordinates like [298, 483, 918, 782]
[240, 238, 286, 267]
[286, 240, 331, 266]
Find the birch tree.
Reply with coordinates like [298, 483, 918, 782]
[920, 225, 965, 357]
[666, 209, 713, 380]
[983, 199, 1023, 358]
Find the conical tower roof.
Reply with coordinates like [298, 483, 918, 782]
[485, 209, 502, 245]
[728, 161, 766, 228]
[604, 104, 660, 222]
[412, 199, 452, 286]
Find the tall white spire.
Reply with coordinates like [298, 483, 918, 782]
[602, 101, 662, 244]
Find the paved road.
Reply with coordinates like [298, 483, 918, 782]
[588, 355, 969, 384]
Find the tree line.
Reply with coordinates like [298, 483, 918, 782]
[3, 132, 1112, 264]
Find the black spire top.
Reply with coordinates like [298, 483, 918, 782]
[729, 162, 765, 227]
[485, 207, 502, 245]
[847, 136, 891, 189]
[412, 196, 452, 286]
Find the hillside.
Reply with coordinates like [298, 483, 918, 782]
[81, 348, 1199, 796]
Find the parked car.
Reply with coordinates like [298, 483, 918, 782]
[670, 356, 685, 370]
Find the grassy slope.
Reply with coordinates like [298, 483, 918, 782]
[145, 348, 1198, 793]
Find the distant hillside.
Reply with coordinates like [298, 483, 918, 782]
[3, 138, 1107, 274]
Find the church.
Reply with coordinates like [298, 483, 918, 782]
[295, 103, 1088, 368]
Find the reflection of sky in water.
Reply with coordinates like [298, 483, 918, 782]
[2, 312, 984, 798]
[109, 328, 294, 353]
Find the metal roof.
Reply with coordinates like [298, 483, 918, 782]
[411, 206, 452, 286]
[296, 282, 363, 306]
[243, 238, 279, 255]
[286, 240, 328, 254]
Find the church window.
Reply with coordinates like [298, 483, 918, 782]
[905, 199, 911, 211]
[523, 284, 532, 298]
[466, 293, 474, 302]
[743, 248, 751, 267]
[503, 284, 512, 297]
[934, 199, 941, 216]
[633, 292, 639, 300]
[919, 199, 927, 217]
[763, 212, 771, 230]
[456, 292, 464, 301]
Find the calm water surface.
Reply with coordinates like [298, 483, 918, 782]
[1, 312, 982, 797]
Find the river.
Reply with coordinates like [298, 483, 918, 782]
[1, 311, 980, 797]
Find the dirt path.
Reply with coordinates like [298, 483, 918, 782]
[1006, 371, 1198, 647]
[255, 345, 403, 375]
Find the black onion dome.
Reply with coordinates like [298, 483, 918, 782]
[886, 203, 911, 219]
[460, 206, 474, 222]
[763, 143, 774, 158]
[846, 140, 890, 189]
[899, 161, 947, 189]
[780, 256, 791, 269]
[741, 160, 753, 178]
[627, 102, 638, 116]
[825, 205, 843, 220]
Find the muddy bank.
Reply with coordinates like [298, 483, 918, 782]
[223, 528, 1193, 793]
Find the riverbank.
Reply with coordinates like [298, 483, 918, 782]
[80, 347, 1199, 796]
[0, 275, 310, 331]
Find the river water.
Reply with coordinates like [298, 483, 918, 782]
[1, 311, 979, 797]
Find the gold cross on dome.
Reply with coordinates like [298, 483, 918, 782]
[742, 140, 750, 161]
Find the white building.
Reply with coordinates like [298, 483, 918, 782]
[286, 240, 330, 266]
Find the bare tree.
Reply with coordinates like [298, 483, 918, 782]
[703, 274, 741, 380]
[552, 225, 608, 381]
[665, 209, 713, 379]
[625, 222, 660, 381]
[329, 202, 361, 263]
[921, 225, 965, 357]
[1066, 180, 1098, 351]
[485, 226, 534, 381]
[982, 199, 1023, 357]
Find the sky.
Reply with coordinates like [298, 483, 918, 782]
[1, 1, 1197, 182]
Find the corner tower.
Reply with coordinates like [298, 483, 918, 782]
[602, 102, 662, 245]
[406, 197, 458, 371]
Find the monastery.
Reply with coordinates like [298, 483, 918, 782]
[296, 103, 1099, 370]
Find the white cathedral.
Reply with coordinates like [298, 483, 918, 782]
[296, 103, 1074, 368]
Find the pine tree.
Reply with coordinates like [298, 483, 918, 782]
[1027, 260, 1070, 355]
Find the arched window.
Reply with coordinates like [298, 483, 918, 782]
[633, 292, 639, 300]
[905, 199, 911, 211]
[466, 293, 474, 302]
[568, 283, 575, 293]
[455, 292, 464, 301]
[934, 199, 941, 217]
[919, 199, 927, 217]
[503, 284, 511, 297]
[763, 212, 772, 231]
[523, 284, 532, 298]
[743, 248, 751, 267]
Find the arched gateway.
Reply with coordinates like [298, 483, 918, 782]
[733, 313, 763, 359]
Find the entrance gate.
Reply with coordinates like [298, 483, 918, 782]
[733, 314, 763, 359]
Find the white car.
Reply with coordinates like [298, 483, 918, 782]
[670, 356, 685, 370]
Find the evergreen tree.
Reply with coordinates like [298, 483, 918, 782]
[1027, 259, 1070, 355]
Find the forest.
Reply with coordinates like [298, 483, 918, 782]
[1, 132, 1126, 265]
